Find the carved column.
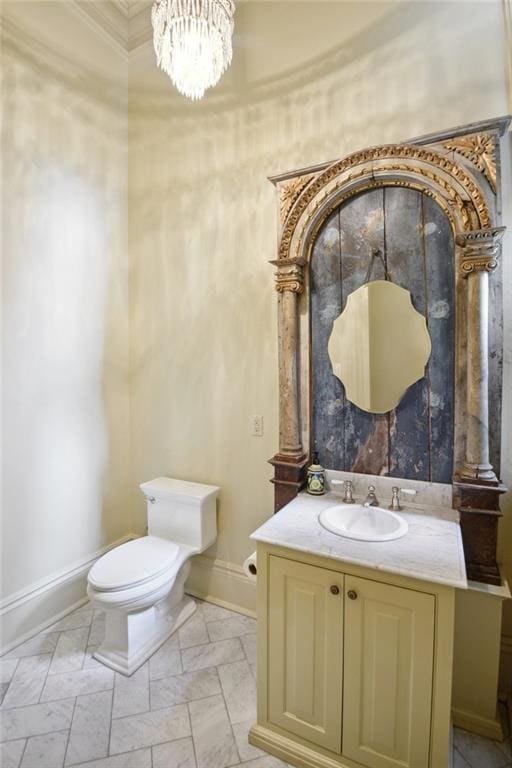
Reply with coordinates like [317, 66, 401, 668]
[457, 227, 505, 483]
[453, 227, 506, 585]
[269, 258, 308, 511]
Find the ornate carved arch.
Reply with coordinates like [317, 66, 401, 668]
[279, 144, 492, 267]
[268, 118, 509, 585]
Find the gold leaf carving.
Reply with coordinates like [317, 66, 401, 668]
[456, 227, 505, 276]
[270, 257, 306, 294]
[277, 144, 492, 261]
[444, 133, 497, 194]
[279, 174, 314, 225]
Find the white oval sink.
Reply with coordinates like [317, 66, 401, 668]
[318, 504, 408, 542]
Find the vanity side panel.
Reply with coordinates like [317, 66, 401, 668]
[255, 542, 270, 726]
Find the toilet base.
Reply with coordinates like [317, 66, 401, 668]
[93, 594, 196, 676]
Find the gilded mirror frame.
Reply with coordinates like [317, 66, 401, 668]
[267, 117, 509, 585]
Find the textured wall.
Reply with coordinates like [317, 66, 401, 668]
[1, 12, 130, 599]
[129, 1, 509, 575]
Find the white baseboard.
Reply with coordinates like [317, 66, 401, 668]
[186, 554, 257, 618]
[452, 707, 504, 741]
[1, 543, 256, 654]
[0, 533, 135, 654]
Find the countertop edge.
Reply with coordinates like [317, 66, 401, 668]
[250, 532, 468, 590]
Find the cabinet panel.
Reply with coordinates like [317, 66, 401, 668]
[343, 576, 435, 768]
[268, 555, 344, 752]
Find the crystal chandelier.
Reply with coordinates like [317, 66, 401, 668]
[152, 0, 235, 101]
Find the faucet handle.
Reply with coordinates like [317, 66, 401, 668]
[331, 479, 355, 503]
[343, 480, 355, 504]
[389, 487, 402, 511]
[389, 487, 417, 511]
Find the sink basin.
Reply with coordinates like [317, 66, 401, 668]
[318, 504, 408, 542]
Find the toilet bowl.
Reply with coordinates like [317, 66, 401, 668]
[87, 477, 219, 676]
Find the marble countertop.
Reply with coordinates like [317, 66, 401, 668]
[251, 492, 467, 589]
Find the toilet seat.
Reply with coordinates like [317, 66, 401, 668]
[88, 536, 180, 592]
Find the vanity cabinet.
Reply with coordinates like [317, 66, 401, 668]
[268, 556, 344, 752]
[251, 545, 455, 768]
[342, 575, 434, 768]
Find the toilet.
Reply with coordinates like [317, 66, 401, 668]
[87, 477, 219, 676]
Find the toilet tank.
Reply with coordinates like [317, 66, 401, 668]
[139, 477, 219, 552]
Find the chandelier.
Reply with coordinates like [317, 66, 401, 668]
[151, 0, 235, 101]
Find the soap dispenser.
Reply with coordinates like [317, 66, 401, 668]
[307, 452, 325, 495]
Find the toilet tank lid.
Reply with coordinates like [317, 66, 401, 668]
[88, 536, 180, 591]
[140, 477, 220, 503]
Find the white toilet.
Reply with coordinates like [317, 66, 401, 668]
[87, 477, 219, 676]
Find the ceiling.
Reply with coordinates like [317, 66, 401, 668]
[0, 1, 457, 105]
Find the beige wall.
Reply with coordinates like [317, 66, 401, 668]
[1, 0, 511, 721]
[129, 0, 510, 569]
[1, 6, 131, 642]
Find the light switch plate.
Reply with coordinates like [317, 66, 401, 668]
[251, 414, 264, 437]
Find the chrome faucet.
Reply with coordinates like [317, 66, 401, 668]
[363, 485, 380, 507]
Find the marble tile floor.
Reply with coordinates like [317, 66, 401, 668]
[0, 599, 509, 768]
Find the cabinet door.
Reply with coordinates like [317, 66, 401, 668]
[268, 555, 343, 752]
[343, 576, 435, 768]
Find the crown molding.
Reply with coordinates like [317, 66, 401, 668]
[68, 0, 152, 53]
[1, 15, 127, 112]
[127, 1, 153, 50]
[128, 1, 152, 20]
[71, 0, 129, 51]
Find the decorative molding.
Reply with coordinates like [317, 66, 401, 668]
[279, 175, 314, 225]
[0, 597, 90, 657]
[71, 0, 129, 52]
[268, 122, 506, 589]
[268, 116, 511, 188]
[186, 554, 257, 616]
[72, 0, 153, 51]
[0, 534, 135, 615]
[278, 144, 492, 262]
[451, 707, 503, 741]
[3, 0, 152, 57]
[1, 16, 128, 112]
[456, 227, 505, 276]
[0, 545, 256, 654]
[444, 133, 497, 194]
[0, 533, 136, 654]
[270, 258, 306, 294]
[250, 724, 345, 768]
